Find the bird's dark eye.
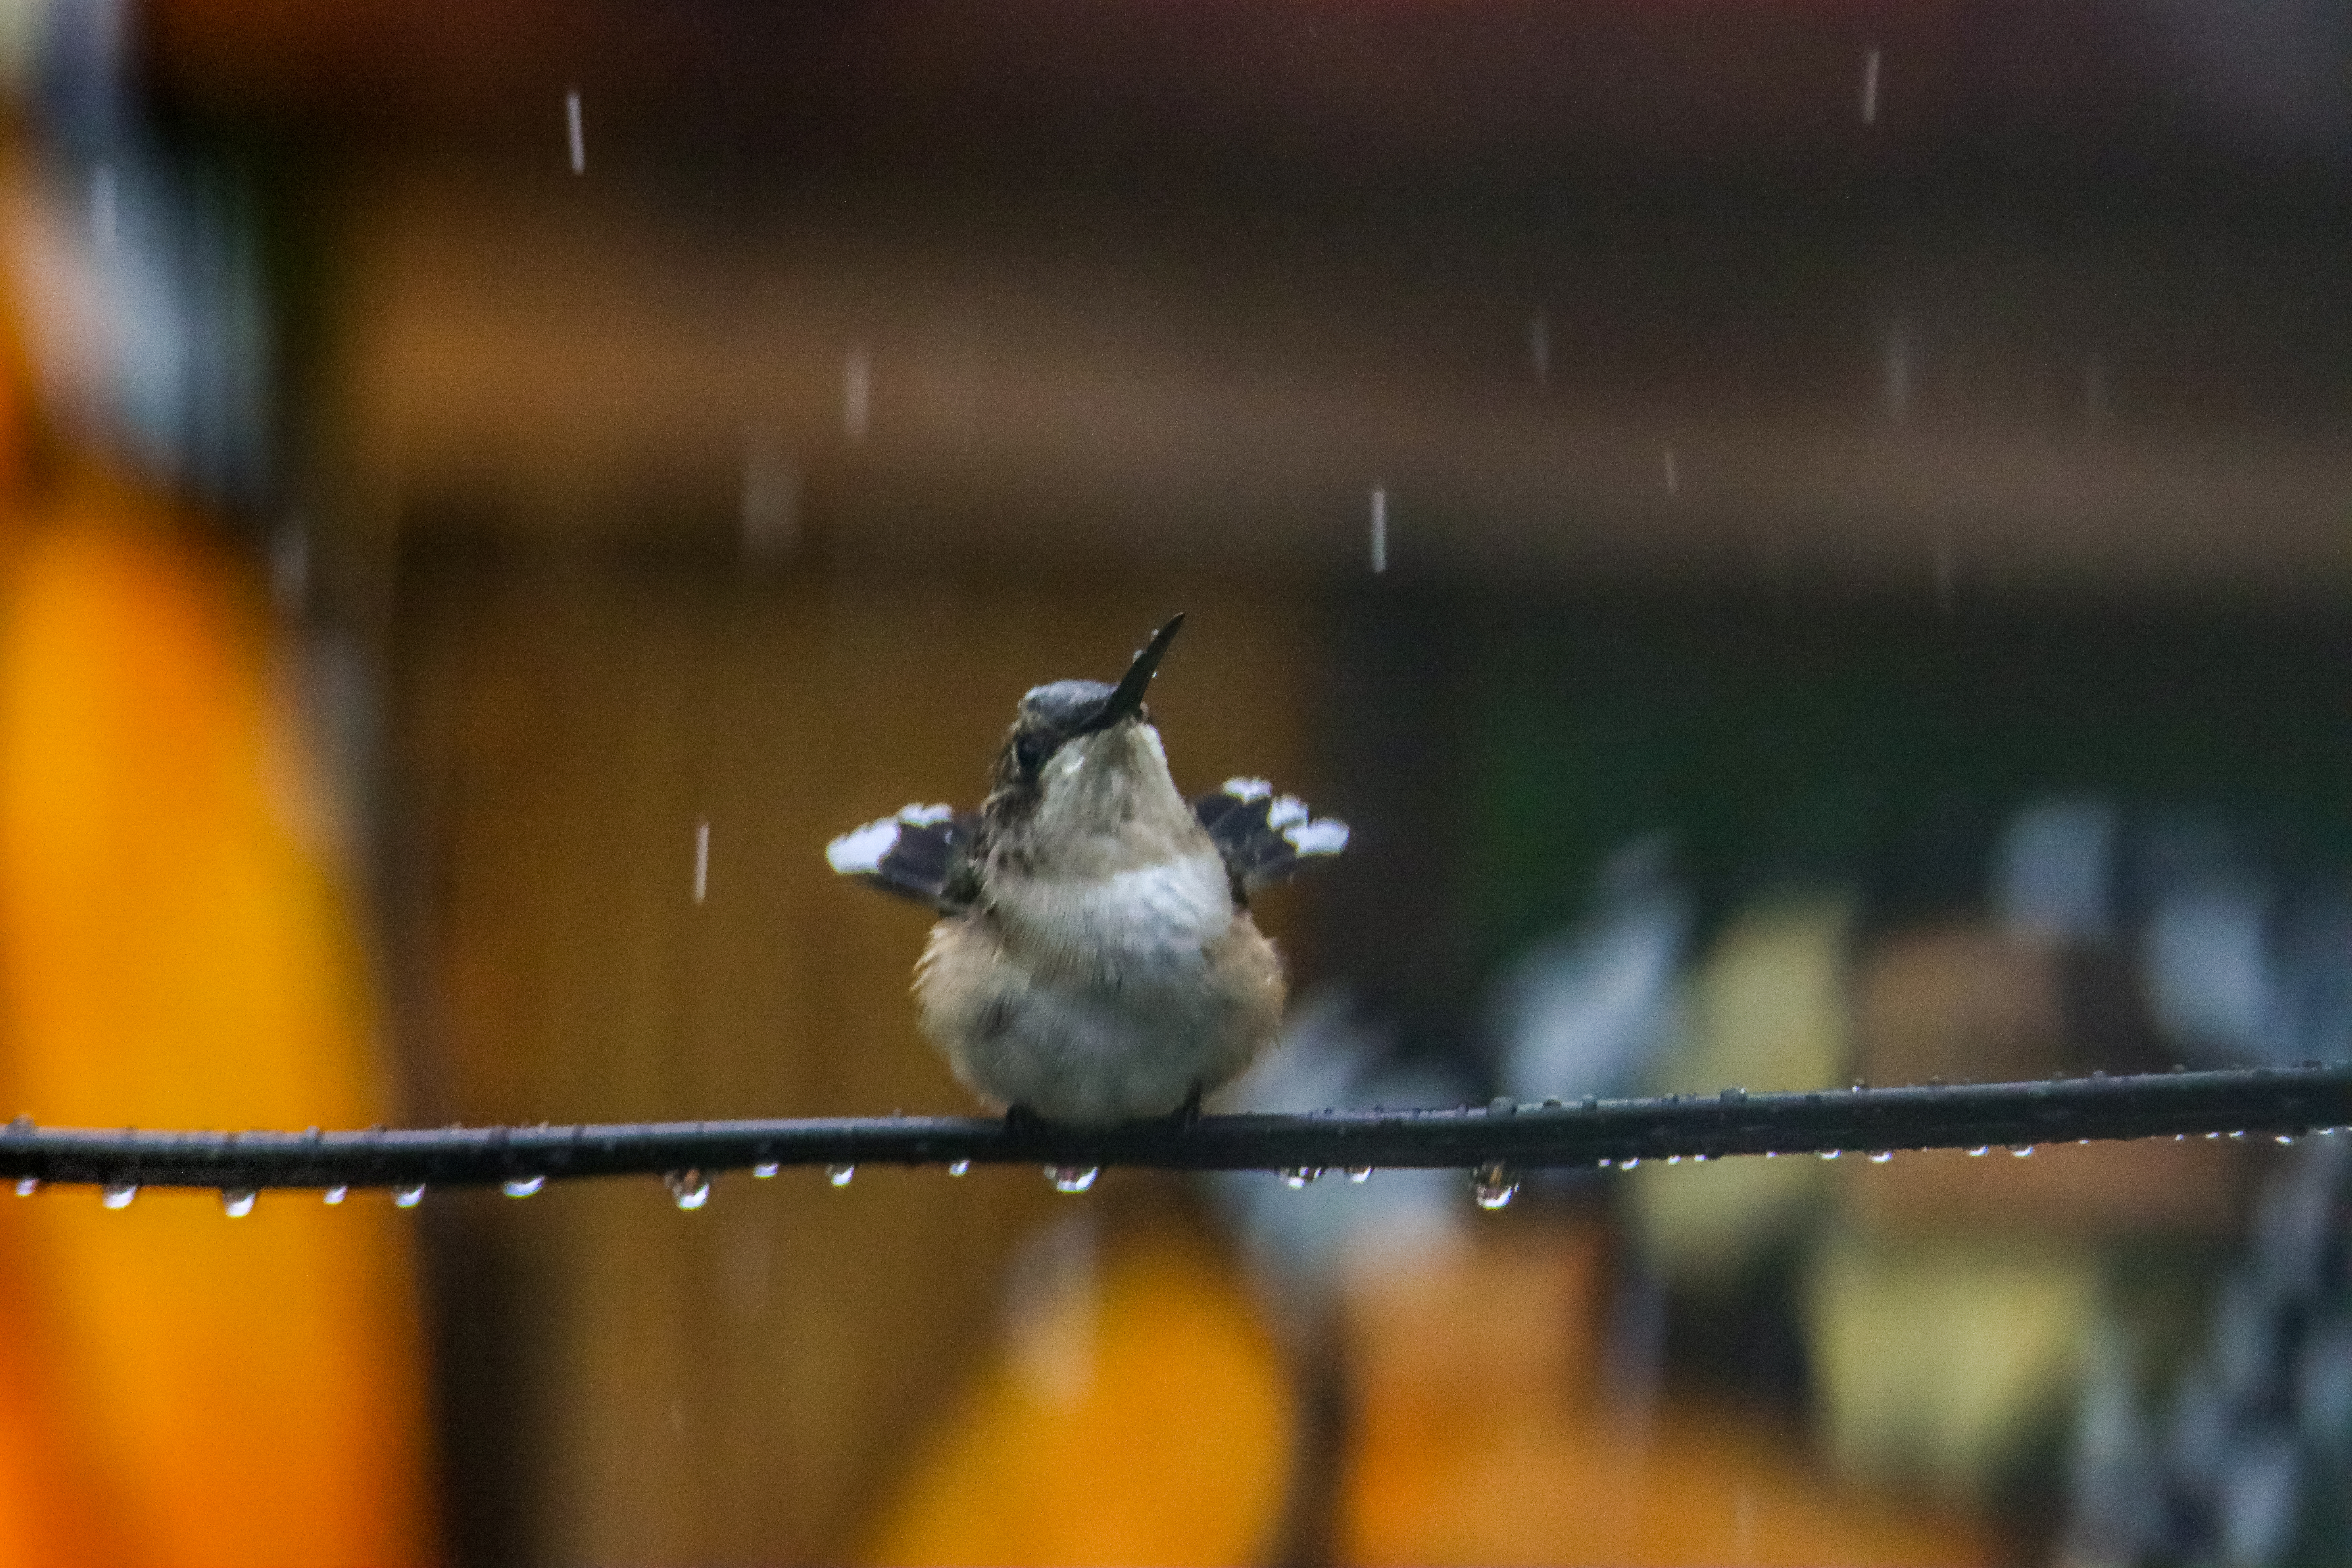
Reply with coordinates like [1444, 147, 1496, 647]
[1014, 733, 1050, 775]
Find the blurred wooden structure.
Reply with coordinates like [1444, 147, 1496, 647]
[385, 552, 1319, 1562]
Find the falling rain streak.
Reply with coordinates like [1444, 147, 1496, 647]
[843, 348, 872, 441]
[1860, 47, 1881, 124]
[1369, 486, 1387, 573]
[693, 820, 710, 904]
[565, 89, 584, 174]
[1662, 446, 1680, 496]
[90, 163, 117, 254]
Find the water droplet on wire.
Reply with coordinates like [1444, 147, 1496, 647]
[1967, 1146, 1989, 1157]
[667, 1170, 710, 1210]
[1279, 1167, 1320, 1189]
[13, 1177, 36, 1197]
[751, 1162, 780, 1179]
[503, 1175, 545, 1199]
[101, 1181, 137, 1210]
[1344, 1166, 1372, 1183]
[1048, 1166, 1099, 1194]
[826, 1164, 855, 1188]
[1471, 1162, 1519, 1210]
[322, 1185, 348, 1205]
[221, 1188, 257, 1218]
[2009, 1145, 2034, 1158]
[393, 1183, 425, 1208]
[1868, 1151, 1893, 1164]
[946, 1159, 971, 1177]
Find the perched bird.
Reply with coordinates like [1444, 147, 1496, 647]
[826, 614, 1348, 1124]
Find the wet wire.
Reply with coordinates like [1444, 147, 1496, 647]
[0, 1063, 2344, 1195]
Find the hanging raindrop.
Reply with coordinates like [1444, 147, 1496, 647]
[1048, 1165, 1099, 1194]
[221, 1188, 257, 1218]
[323, 1185, 348, 1205]
[1344, 1166, 1373, 1183]
[503, 1175, 545, 1199]
[826, 1164, 856, 1188]
[2009, 1145, 2034, 1158]
[1967, 1146, 1989, 1157]
[393, 1183, 425, 1208]
[666, 1170, 711, 1211]
[1819, 1150, 1842, 1161]
[1471, 1162, 1519, 1211]
[12, 1176, 36, 1197]
[1278, 1167, 1321, 1189]
[752, 1162, 780, 1179]
[1868, 1151, 1893, 1164]
[101, 1181, 137, 1210]
[946, 1159, 972, 1177]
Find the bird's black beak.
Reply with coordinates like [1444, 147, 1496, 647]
[1081, 613, 1185, 733]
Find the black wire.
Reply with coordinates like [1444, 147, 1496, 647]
[0, 1063, 2343, 1194]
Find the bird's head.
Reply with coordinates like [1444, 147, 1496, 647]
[985, 614, 1192, 865]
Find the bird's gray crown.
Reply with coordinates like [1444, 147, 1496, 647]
[1019, 680, 1115, 729]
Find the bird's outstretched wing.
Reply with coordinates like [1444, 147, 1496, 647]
[1193, 778, 1349, 901]
[826, 805, 979, 912]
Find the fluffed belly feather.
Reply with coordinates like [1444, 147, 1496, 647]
[914, 906, 1285, 1124]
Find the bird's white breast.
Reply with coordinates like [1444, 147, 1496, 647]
[1006, 851, 1234, 960]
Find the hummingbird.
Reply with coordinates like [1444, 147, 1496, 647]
[825, 614, 1348, 1125]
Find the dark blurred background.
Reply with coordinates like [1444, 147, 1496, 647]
[2, 0, 2351, 1562]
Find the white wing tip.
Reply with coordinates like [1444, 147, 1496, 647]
[826, 816, 904, 875]
[1284, 818, 1350, 857]
[1266, 795, 1309, 829]
[1222, 777, 1274, 802]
